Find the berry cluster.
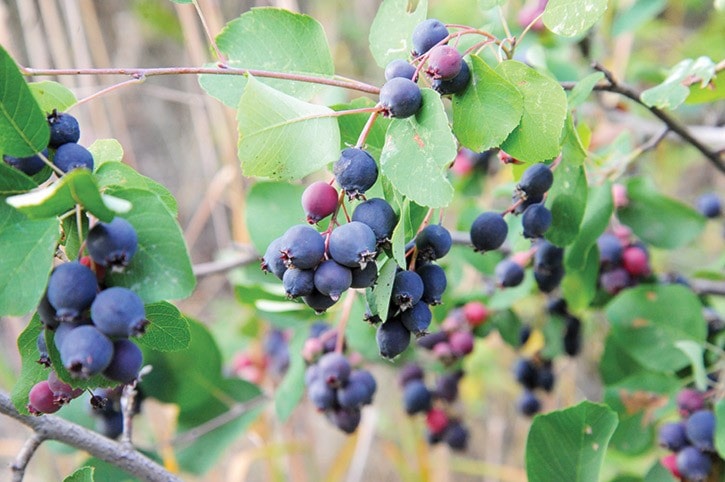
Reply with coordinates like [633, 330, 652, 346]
[3, 111, 94, 176]
[659, 389, 723, 481]
[596, 226, 651, 295]
[512, 357, 553, 417]
[302, 326, 376, 434]
[27, 367, 84, 415]
[231, 328, 290, 384]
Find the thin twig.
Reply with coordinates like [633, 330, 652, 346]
[20, 66, 380, 95]
[335, 291, 357, 353]
[72, 76, 145, 108]
[190, 0, 225, 64]
[11, 433, 45, 482]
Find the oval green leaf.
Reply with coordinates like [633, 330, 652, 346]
[28, 80, 77, 114]
[137, 301, 191, 352]
[369, 0, 428, 68]
[543, 0, 608, 37]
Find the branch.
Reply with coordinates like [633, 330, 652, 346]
[20, 66, 380, 95]
[11, 433, 44, 482]
[562, 63, 725, 174]
[0, 391, 180, 482]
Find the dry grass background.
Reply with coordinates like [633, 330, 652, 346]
[0, 1, 721, 481]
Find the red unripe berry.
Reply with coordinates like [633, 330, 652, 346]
[79, 255, 106, 282]
[451, 150, 475, 176]
[441, 311, 466, 332]
[462, 301, 490, 327]
[449, 331, 475, 356]
[622, 245, 650, 277]
[660, 453, 681, 479]
[611, 183, 629, 208]
[427, 408, 449, 435]
[426, 45, 462, 80]
[301, 181, 338, 224]
[28, 380, 61, 415]
[432, 341, 454, 363]
[676, 388, 705, 417]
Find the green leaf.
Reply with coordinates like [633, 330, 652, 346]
[88, 139, 124, 167]
[452, 56, 524, 152]
[644, 460, 677, 482]
[274, 327, 306, 422]
[6, 169, 124, 222]
[605, 388, 656, 455]
[617, 177, 705, 249]
[28, 81, 77, 114]
[479, 0, 506, 9]
[0, 204, 58, 316]
[605, 285, 707, 373]
[199, 8, 334, 107]
[561, 245, 599, 312]
[0, 46, 50, 157]
[104, 188, 195, 303]
[542, 0, 608, 37]
[641, 57, 716, 110]
[63, 466, 95, 482]
[544, 150, 587, 246]
[137, 301, 190, 352]
[496, 61, 567, 163]
[612, 0, 667, 36]
[567, 72, 604, 109]
[95, 161, 177, 215]
[674, 340, 708, 392]
[0, 162, 38, 195]
[715, 398, 725, 459]
[367, 257, 398, 318]
[526, 401, 618, 482]
[380, 89, 456, 208]
[332, 97, 391, 162]
[368, 0, 428, 68]
[11, 316, 47, 414]
[686, 73, 725, 105]
[565, 182, 613, 271]
[61, 211, 87, 261]
[245, 181, 305, 255]
[236, 77, 340, 181]
[169, 0, 192, 3]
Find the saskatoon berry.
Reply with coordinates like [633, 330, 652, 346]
[90, 287, 148, 338]
[597, 233, 623, 267]
[350, 263, 378, 289]
[521, 203, 552, 239]
[333, 148, 378, 199]
[280, 225, 325, 270]
[384, 59, 416, 81]
[313, 260, 353, 301]
[3, 149, 48, 176]
[449, 331, 474, 357]
[417, 263, 447, 305]
[37, 291, 58, 330]
[59, 325, 114, 378]
[36, 331, 50, 367]
[417, 330, 448, 350]
[513, 192, 544, 215]
[392, 270, 425, 310]
[87, 217, 138, 269]
[53, 322, 80, 351]
[327, 407, 362, 434]
[47, 370, 83, 404]
[302, 289, 337, 314]
[444, 421, 469, 451]
[435, 372, 461, 402]
[317, 352, 351, 388]
[283, 268, 315, 298]
[622, 245, 650, 277]
[103, 339, 143, 384]
[47, 111, 80, 148]
[547, 298, 568, 316]
[495, 259, 525, 287]
[685, 410, 716, 451]
[427, 408, 449, 436]
[328, 221, 377, 269]
[431, 60, 471, 96]
[351, 198, 397, 244]
[412, 18, 449, 56]
[563, 317, 582, 356]
[661, 454, 682, 479]
[537, 364, 555, 392]
[348, 369, 377, 405]
[28, 380, 61, 415]
[676, 446, 712, 481]
[415, 224, 452, 261]
[403, 379, 432, 414]
[519, 324, 532, 346]
[52, 142, 94, 172]
[470, 212, 508, 252]
[533, 240, 564, 271]
[376, 316, 411, 359]
[379, 77, 423, 119]
[677, 389, 706, 416]
[658, 422, 688, 451]
[97, 411, 124, 439]
[398, 363, 425, 387]
[463, 301, 490, 327]
[517, 390, 542, 416]
[400, 301, 432, 336]
[599, 267, 631, 295]
[517, 163, 553, 199]
[514, 358, 539, 390]
[301, 181, 338, 224]
[261, 237, 287, 279]
[308, 378, 336, 410]
[426, 45, 462, 80]
[47, 262, 98, 322]
[534, 265, 564, 292]
[696, 192, 721, 218]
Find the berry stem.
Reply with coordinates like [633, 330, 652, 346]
[190, 0, 227, 64]
[75, 205, 84, 255]
[335, 290, 357, 353]
[72, 77, 146, 109]
[38, 150, 65, 177]
[515, 11, 546, 50]
[21, 66, 381, 95]
[355, 110, 381, 149]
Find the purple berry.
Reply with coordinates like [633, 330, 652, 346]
[432, 60, 471, 95]
[426, 45, 462, 80]
[28, 381, 61, 415]
[379, 78, 422, 119]
[301, 181, 338, 224]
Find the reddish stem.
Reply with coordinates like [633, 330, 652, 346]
[335, 291, 357, 353]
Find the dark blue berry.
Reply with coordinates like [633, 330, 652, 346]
[302, 289, 337, 314]
[392, 270, 424, 310]
[495, 259, 525, 287]
[350, 263, 378, 289]
[534, 240, 564, 271]
[563, 317, 582, 356]
[686, 410, 716, 451]
[384, 59, 417, 80]
[521, 203, 552, 238]
[282, 268, 315, 298]
[349, 369, 376, 404]
[597, 233, 623, 267]
[36, 331, 50, 366]
[658, 422, 688, 451]
[59, 325, 114, 378]
[47, 112, 80, 148]
[52, 143, 94, 172]
[517, 390, 541, 416]
[327, 407, 362, 434]
[308, 378, 336, 410]
[538, 364, 555, 392]
[513, 192, 544, 215]
[376, 316, 411, 359]
[443, 421, 469, 451]
[517, 163, 553, 199]
[431, 60, 471, 96]
[261, 237, 287, 279]
[470, 212, 508, 252]
[351, 198, 397, 244]
[91, 287, 148, 338]
[313, 260, 352, 301]
[412, 18, 449, 56]
[435, 372, 461, 402]
[37, 291, 59, 330]
[400, 301, 432, 336]
[379, 78, 422, 119]
[328, 221, 377, 269]
[87, 217, 138, 269]
[333, 148, 378, 199]
[514, 358, 539, 390]
[3, 149, 48, 176]
[416, 224, 452, 261]
[47, 262, 98, 322]
[280, 225, 325, 270]
[403, 379, 432, 414]
[97, 410, 124, 439]
[417, 330, 448, 350]
[416, 263, 447, 305]
[317, 352, 351, 388]
[676, 446, 712, 481]
[398, 363, 425, 387]
[103, 339, 143, 384]
[696, 193, 721, 218]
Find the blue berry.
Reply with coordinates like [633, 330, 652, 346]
[432, 60, 471, 96]
[517, 163, 553, 199]
[327, 407, 362, 434]
[521, 203, 552, 238]
[59, 325, 114, 378]
[280, 225, 325, 270]
[87, 217, 138, 269]
[416, 263, 447, 305]
[103, 339, 143, 384]
[400, 301, 432, 336]
[514, 358, 539, 390]
[658, 422, 688, 451]
[282, 267, 315, 298]
[412, 19, 449, 56]
[313, 260, 352, 301]
[36, 331, 50, 366]
[379, 78, 423, 119]
[52, 143, 94, 172]
[333, 148, 379, 199]
[534, 240, 564, 271]
[384, 59, 417, 81]
[47, 112, 80, 148]
[376, 316, 411, 359]
[696, 193, 721, 218]
[403, 379, 432, 414]
[351, 198, 397, 244]
[517, 390, 541, 416]
[416, 224, 452, 261]
[686, 410, 716, 451]
[328, 221, 377, 269]
[495, 259, 525, 287]
[308, 378, 336, 410]
[563, 317, 582, 356]
[676, 446, 712, 481]
[597, 233, 623, 267]
[302, 289, 337, 314]
[90, 287, 148, 338]
[47, 262, 98, 322]
[444, 421, 469, 451]
[317, 352, 351, 388]
[261, 237, 287, 279]
[350, 263, 378, 289]
[37, 291, 59, 330]
[470, 212, 508, 252]
[3, 149, 48, 176]
[392, 270, 424, 310]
